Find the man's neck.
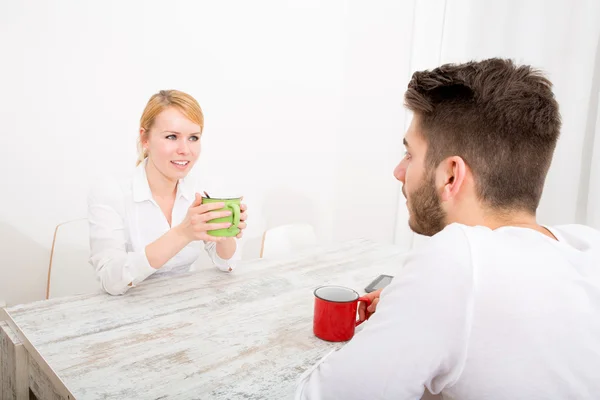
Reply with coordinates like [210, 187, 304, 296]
[483, 210, 557, 240]
[450, 207, 557, 240]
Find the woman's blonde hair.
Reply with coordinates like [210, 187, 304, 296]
[137, 90, 204, 166]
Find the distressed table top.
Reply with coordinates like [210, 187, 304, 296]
[5, 239, 406, 399]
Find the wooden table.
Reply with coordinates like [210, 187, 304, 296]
[1, 239, 406, 399]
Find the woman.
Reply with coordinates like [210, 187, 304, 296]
[88, 90, 248, 295]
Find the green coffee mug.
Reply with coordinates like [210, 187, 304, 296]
[202, 196, 241, 237]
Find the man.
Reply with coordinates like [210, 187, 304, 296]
[296, 58, 600, 399]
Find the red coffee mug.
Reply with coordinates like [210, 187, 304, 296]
[313, 285, 372, 342]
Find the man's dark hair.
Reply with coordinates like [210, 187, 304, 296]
[404, 58, 561, 213]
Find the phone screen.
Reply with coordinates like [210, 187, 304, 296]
[374, 276, 393, 289]
[365, 275, 394, 293]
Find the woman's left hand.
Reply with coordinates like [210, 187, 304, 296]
[237, 198, 248, 239]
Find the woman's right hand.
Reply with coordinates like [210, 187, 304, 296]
[175, 194, 233, 242]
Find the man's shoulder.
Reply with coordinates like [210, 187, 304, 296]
[416, 223, 479, 255]
[404, 223, 476, 274]
[551, 223, 600, 237]
[549, 224, 600, 247]
[387, 224, 476, 300]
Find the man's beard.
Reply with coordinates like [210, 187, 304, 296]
[404, 173, 447, 237]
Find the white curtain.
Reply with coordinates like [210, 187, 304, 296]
[395, 0, 600, 248]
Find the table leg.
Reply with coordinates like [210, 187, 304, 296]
[27, 353, 68, 400]
[1, 320, 28, 400]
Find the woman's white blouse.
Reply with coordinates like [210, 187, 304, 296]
[88, 161, 236, 295]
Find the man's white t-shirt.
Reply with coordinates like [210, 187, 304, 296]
[296, 223, 600, 400]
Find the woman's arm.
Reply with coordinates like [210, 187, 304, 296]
[205, 239, 237, 272]
[88, 180, 159, 295]
[216, 237, 237, 260]
[89, 185, 233, 294]
[144, 227, 190, 269]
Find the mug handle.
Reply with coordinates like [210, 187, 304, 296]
[227, 203, 241, 234]
[355, 296, 372, 326]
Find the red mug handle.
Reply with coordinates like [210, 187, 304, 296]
[355, 296, 372, 326]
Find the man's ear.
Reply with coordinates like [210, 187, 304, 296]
[438, 156, 467, 202]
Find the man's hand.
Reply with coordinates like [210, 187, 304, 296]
[358, 289, 383, 322]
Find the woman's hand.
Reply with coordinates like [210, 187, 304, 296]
[175, 194, 233, 243]
[236, 197, 248, 239]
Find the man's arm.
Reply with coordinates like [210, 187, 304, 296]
[296, 224, 475, 400]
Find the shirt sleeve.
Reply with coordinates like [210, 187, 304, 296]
[204, 240, 239, 272]
[295, 224, 475, 400]
[88, 177, 157, 295]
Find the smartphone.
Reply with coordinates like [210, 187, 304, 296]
[364, 274, 394, 293]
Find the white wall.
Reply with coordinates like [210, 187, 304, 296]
[0, 0, 413, 306]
